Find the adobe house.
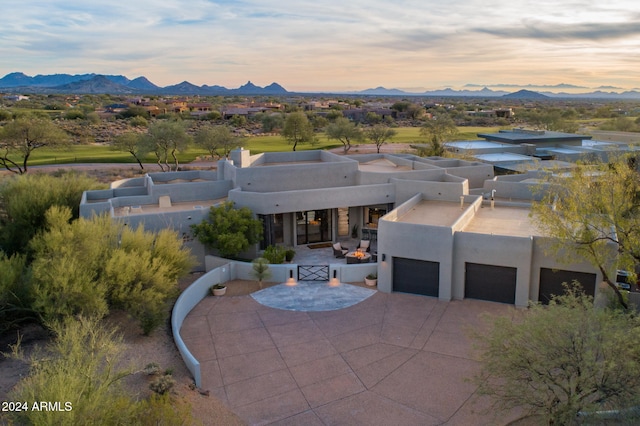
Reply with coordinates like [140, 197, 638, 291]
[80, 148, 602, 306]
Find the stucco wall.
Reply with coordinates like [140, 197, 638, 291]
[452, 232, 534, 306]
[229, 184, 395, 215]
[377, 195, 454, 301]
[529, 236, 605, 299]
[234, 160, 360, 192]
[171, 263, 230, 388]
[391, 177, 467, 206]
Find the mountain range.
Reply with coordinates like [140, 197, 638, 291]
[2, 72, 640, 99]
[0, 72, 288, 96]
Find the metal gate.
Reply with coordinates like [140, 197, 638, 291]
[298, 265, 330, 281]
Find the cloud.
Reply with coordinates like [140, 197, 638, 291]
[474, 18, 640, 42]
[2, 0, 640, 90]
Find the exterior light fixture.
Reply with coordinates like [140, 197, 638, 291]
[382, 254, 386, 261]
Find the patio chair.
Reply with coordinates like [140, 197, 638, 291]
[333, 242, 349, 258]
[357, 240, 371, 252]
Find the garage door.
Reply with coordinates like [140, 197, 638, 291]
[465, 263, 516, 304]
[393, 257, 439, 297]
[538, 268, 596, 304]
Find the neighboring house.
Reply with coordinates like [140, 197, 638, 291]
[80, 148, 602, 306]
[3, 94, 29, 101]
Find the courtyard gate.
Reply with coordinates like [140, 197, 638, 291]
[297, 265, 330, 282]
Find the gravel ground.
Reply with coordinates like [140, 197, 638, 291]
[0, 275, 254, 425]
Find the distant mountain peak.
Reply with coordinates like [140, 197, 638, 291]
[503, 89, 549, 99]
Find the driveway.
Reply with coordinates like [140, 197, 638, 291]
[181, 289, 522, 425]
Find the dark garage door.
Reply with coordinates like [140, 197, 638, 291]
[393, 257, 439, 297]
[465, 263, 516, 304]
[538, 268, 596, 304]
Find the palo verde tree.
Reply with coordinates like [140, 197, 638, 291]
[0, 172, 103, 256]
[28, 206, 194, 334]
[419, 114, 459, 156]
[0, 116, 70, 174]
[531, 156, 640, 309]
[7, 316, 195, 425]
[193, 124, 244, 159]
[191, 201, 263, 258]
[365, 124, 397, 153]
[475, 286, 640, 425]
[326, 117, 364, 154]
[141, 121, 191, 171]
[111, 131, 145, 170]
[281, 111, 315, 151]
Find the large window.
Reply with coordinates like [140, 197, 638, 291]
[259, 214, 284, 249]
[296, 209, 332, 245]
[364, 206, 387, 228]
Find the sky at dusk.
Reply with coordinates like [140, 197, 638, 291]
[2, 1, 640, 93]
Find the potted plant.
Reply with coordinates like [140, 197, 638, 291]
[284, 248, 296, 263]
[210, 284, 227, 296]
[365, 273, 377, 287]
[351, 224, 359, 238]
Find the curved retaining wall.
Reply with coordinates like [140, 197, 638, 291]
[171, 263, 229, 388]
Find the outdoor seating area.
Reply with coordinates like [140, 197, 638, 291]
[300, 238, 377, 265]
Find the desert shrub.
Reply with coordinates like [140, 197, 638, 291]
[143, 362, 161, 375]
[0, 172, 104, 255]
[475, 286, 640, 424]
[7, 316, 195, 425]
[285, 248, 296, 262]
[0, 253, 33, 332]
[8, 316, 138, 425]
[191, 201, 263, 258]
[135, 393, 194, 426]
[28, 207, 194, 333]
[29, 207, 114, 323]
[262, 245, 286, 264]
[129, 115, 148, 127]
[149, 374, 176, 395]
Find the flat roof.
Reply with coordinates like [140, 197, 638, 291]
[545, 148, 583, 154]
[474, 153, 536, 163]
[256, 160, 323, 167]
[462, 205, 540, 237]
[445, 140, 513, 149]
[393, 200, 467, 227]
[358, 158, 412, 172]
[114, 197, 227, 217]
[478, 129, 591, 144]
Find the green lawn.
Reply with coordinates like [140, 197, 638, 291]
[14, 126, 500, 166]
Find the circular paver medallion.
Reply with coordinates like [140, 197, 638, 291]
[251, 281, 376, 311]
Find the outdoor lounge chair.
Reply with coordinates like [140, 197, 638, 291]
[357, 240, 371, 252]
[333, 242, 349, 258]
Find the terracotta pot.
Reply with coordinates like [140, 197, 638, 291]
[212, 286, 227, 296]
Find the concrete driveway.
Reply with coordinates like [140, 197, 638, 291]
[181, 288, 522, 425]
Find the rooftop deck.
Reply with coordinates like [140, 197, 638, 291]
[114, 197, 227, 217]
[358, 158, 412, 172]
[394, 200, 467, 227]
[462, 205, 540, 237]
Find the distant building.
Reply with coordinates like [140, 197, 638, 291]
[4, 94, 29, 101]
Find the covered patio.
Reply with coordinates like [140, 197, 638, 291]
[290, 237, 378, 266]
